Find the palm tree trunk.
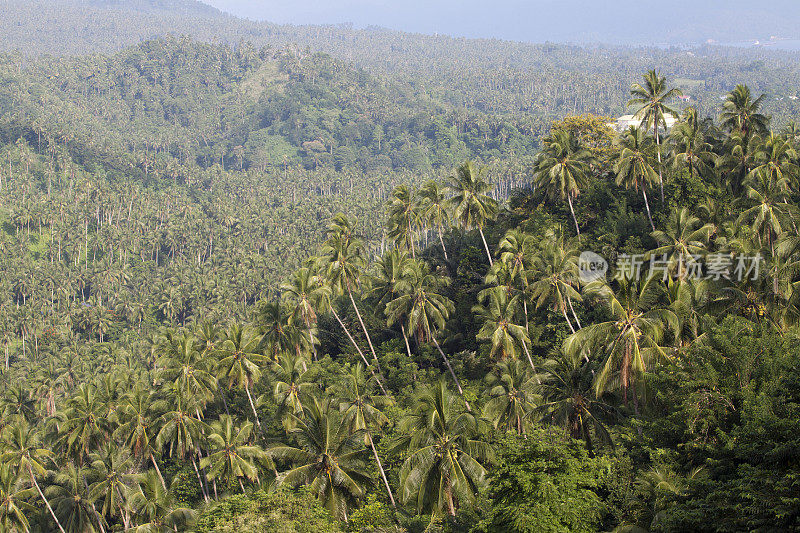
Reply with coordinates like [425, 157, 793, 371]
[432, 337, 472, 412]
[347, 289, 381, 371]
[478, 226, 494, 266]
[400, 324, 413, 360]
[437, 226, 449, 261]
[244, 383, 262, 431]
[655, 124, 665, 204]
[520, 340, 541, 384]
[567, 296, 582, 329]
[367, 432, 396, 508]
[567, 195, 580, 235]
[150, 452, 167, 490]
[561, 307, 576, 334]
[331, 308, 387, 395]
[642, 187, 656, 232]
[29, 466, 66, 533]
[191, 457, 210, 503]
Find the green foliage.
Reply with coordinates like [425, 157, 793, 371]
[475, 428, 612, 533]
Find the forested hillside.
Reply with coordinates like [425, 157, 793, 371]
[1, 4, 800, 532]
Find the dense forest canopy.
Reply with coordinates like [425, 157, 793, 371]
[0, 4, 799, 533]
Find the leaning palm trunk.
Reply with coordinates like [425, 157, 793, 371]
[478, 226, 494, 266]
[244, 382, 263, 432]
[367, 432, 396, 508]
[29, 465, 66, 533]
[641, 187, 656, 232]
[655, 124, 665, 203]
[347, 289, 381, 371]
[150, 452, 167, 490]
[437, 226, 449, 261]
[432, 337, 472, 412]
[567, 295, 582, 330]
[520, 340, 541, 384]
[567, 195, 580, 235]
[401, 324, 413, 360]
[331, 308, 387, 394]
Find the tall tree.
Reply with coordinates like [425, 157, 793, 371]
[447, 161, 498, 265]
[534, 129, 594, 235]
[629, 69, 682, 202]
[613, 126, 660, 231]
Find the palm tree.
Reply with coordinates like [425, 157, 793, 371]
[737, 170, 799, 259]
[629, 69, 682, 202]
[128, 470, 195, 532]
[55, 383, 110, 465]
[473, 286, 539, 377]
[1, 418, 66, 532]
[720, 84, 770, 138]
[496, 229, 537, 331]
[386, 185, 421, 258]
[268, 399, 370, 522]
[384, 260, 469, 410]
[215, 323, 269, 432]
[156, 331, 216, 407]
[271, 352, 318, 429]
[483, 360, 538, 435]
[0, 463, 35, 533]
[88, 446, 139, 531]
[321, 215, 382, 370]
[613, 126, 660, 231]
[370, 248, 414, 359]
[280, 267, 330, 361]
[46, 463, 106, 533]
[669, 107, 715, 182]
[649, 207, 715, 279]
[447, 161, 498, 265]
[564, 275, 678, 408]
[419, 180, 451, 261]
[535, 351, 614, 455]
[114, 385, 167, 490]
[529, 228, 583, 334]
[534, 130, 594, 235]
[396, 381, 493, 517]
[256, 300, 309, 362]
[155, 393, 210, 502]
[201, 415, 268, 494]
[334, 363, 396, 507]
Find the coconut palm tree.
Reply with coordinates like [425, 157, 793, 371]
[268, 398, 371, 522]
[370, 248, 415, 359]
[215, 323, 269, 432]
[321, 215, 381, 370]
[271, 352, 318, 430]
[201, 415, 268, 494]
[46, 463, 106, 533]
[87, 446, 139, 530]
[0, 463, 35, 533]
[649, 207, 715, 279]
[534, 129, 594, 235]
[669, 107, 715, 182]
[482, 360, 538, 435]
[384, 260, 469, 409]
[333, 363, 396, 507]
[629, 69, 682, 202]
[720, 84, 770, 138]
[529, 228, 584, 333]
[113, 385, 167, 490]
[1, 418, 66, 532]
[446, 161, 498, 265]
[419, 180, 451, 261]
[255, 300, 310, 362]
[534, 351, 615, 456]
[496, 229, 537, 331]
[564, 275, 678, 409]
[54, 383, 110, 465]
[395, 380, 493, 517]
[473, 285, 539, 377]
[613, 126, 660, 231]
[280, 267, 330, 361]
[386, 185, 421, 258]
[128, 470, 195, 532]
[156, 331, 216, 407]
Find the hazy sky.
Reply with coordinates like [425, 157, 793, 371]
[202, 0, 800, 44]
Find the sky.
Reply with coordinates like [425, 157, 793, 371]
[201, 0, 800, 44]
